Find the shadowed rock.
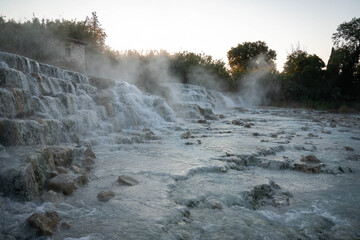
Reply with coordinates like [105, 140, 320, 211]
[27, 211, 60, 236]
[97, 190, 115, 202]
[84, 148, 96, 158]
[40, 190, 64, 203]
[300, 155, 321, 163]
[48, 173, 75, 195]
[244, 180, 292, 209]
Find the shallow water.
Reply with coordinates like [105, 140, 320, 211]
[0, 52, 359, 239]
[21, 107, 359, 240]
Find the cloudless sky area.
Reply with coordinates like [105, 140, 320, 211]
[1, 0, 359, 71]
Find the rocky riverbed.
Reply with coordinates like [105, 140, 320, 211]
[0, 52, 359, 239]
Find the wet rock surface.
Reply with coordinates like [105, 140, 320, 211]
[0, 52, 359, 240]
[27, 211, 60, 236]
[118, 175, 139, 186]
[244, 180, 292, 209]
[48, 173, 75, 195]
[97, 190, 115, 202]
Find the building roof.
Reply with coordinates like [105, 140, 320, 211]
[66, 37, 88, 45]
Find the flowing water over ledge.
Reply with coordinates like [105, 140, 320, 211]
[0, 52, 360, 239]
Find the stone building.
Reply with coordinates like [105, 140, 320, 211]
[57, 38, 87, 73]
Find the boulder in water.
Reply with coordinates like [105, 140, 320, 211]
[118, 175, 139, 186]
[40, 190, 64, 203]
[56, 166, 67, 174]
[48, 173, 75, 195]
[27, 211, 60, 236]
[300, 155, 321, 163]
[97, 190, 115, 202]
[76, 174, 89, 186]
[244, 180, 292, 209]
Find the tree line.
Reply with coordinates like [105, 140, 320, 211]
[0, 13, 359, 109]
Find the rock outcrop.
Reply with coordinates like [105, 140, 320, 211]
[244, 180, 292, 209]
[27, 211, 60, 236]
[48, 173, 75, 195]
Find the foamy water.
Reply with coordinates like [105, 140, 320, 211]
[0, 52, 359, 239]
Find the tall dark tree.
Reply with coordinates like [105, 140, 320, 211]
[282, 50, 326, 100]
[330, 17, 360, 99]
[85, 12, 107, 47]
[227, 41, 277, 74]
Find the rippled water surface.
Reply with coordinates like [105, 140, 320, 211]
[40, 108, 360, 240]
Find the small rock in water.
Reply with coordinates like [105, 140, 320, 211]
[294, 163, 322, 174]
[270, 133, 278, 138]
[97, 190, 115, 202]
[48, 173, 75, 195]
[218, 114, 225, 119]
[226, 152, 235, 157]
[210, 201, 223, 210]
[308, 133, 318, 138]
[197, 119, 207, 124]
[197, 139, 202, 144]
[84, 148, 96, 158]
[27, 211, 60, 236]
[40, 190, 64, 203]
[321, 130, 332, 134]
[300, 155, 321, 163]
[60, 221, 71, 230]
[185, 142, 194, 145]
[71, 165, 85, 174]
[244, 123, 252, 128]
[344, 146, 354, 151]
[181, 131, 192, 139]
[350, 136, 360, 140]
[77, 174, 89, 185]
[232, 119, 242, 126]
[118, 175, 139, 186]
[252, 132, 260, 136]
[56, 166, 68, 174]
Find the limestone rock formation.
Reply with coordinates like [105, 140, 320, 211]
[48, 173, 75, 195]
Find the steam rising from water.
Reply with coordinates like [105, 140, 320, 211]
[236, 55, 280, 106]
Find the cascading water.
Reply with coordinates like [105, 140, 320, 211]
[0, 52, 359, 240]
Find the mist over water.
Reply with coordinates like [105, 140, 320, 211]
[0, 52, 359, 240]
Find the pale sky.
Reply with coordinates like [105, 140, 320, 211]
[1, 0, 359, 71]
